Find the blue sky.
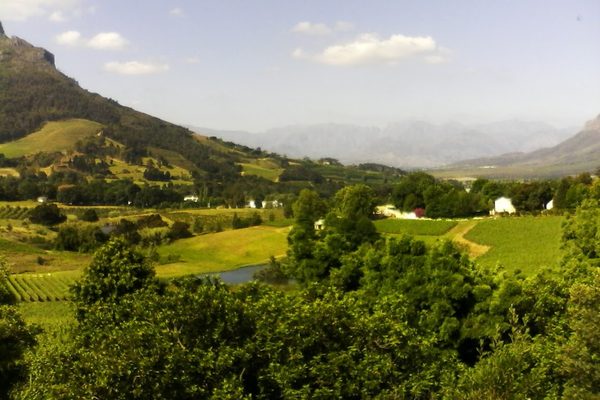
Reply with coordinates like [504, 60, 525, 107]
[1, 0, 599, 131]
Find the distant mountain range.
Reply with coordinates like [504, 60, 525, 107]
[441, 114, 600, 178]
[191, 120, 574, 168]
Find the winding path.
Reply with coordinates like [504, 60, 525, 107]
[445, 220, 490, 259]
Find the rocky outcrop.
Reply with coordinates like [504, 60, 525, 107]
[0, 32, 55, 67]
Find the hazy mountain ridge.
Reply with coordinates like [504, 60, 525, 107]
[193, 120, 573, 168]
[443, 114, 600, 177]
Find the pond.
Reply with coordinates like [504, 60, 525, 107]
[201, 264, 267, 284]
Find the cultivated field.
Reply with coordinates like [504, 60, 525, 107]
[464, 215, 564, 274]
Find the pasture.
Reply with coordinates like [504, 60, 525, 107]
[156, 225, 289, 277]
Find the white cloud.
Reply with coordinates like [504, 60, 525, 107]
[55, 30, 82, 46]
[292, 20, 355, 36]
[295, 33, 449, 66]
[292, 21, 332, 36]
[104, 61, 169, 75]
[0, 0, 81, 21]
[88, 32, 128, 50]
[49, 10, 66, 22]
[55, 31, 128, 50]
[291, 48, 307, 59]
[169, 7, 184, 17]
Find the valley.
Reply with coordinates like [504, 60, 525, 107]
[0, 8, 598, 398]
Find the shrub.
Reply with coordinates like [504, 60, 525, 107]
[167, 221, 193, 241]
[80, 209, 99, 222]
[29, 204, 66, 226]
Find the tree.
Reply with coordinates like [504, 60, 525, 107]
[0, 259, 37, 398]
[332, 184, 376, 220]
[167, 221, 193, 241]
[28, 203, 66, 226]
[72, 238, 156, 313]
[80, 208, 99, 222]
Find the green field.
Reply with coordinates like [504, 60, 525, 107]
[6, 273, 75, 302]
[240, 162, 283, 181]
[464, 216, 564, 274]
[19, 302, 75, 342]
[0, 119, 102, 158]
[156, 225, 289, 277]
[375, 219, 457, 236]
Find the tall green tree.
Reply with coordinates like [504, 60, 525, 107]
[0, 259, 37, 399]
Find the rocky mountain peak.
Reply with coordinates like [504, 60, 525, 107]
[583, 114, 600, 131]
[0, 28, 55, 68]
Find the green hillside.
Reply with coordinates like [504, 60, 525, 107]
[0, 119, 102, 157]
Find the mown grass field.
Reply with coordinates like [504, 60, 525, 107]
[156, 225, 289, 277]
[0, 119, 102, 158]
[464, 215, 564, 274]
[375, 219, 457, 236]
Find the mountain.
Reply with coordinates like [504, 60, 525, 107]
[0, 23, 407, 196]
[0, 22, 251, 181]
[193, 120, 572, 168]
[440, 114, 600, 178]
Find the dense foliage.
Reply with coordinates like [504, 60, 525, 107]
[0, 259, 37, 398]
[3, 184, 599, 398]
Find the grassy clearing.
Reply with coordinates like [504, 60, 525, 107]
[108, 156, 193, 186]
[375, 219, 457, 236]
[0, 119, 102, 158]
[239, 162, 283, 181]
[464, 216, 564, 274]
[156, 225, 289, 277]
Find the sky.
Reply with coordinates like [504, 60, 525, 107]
[1, 0, 599, 131]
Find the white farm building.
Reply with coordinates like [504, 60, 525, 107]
[491, 197, 516, 215]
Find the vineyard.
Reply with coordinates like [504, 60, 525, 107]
[0, 205, 31, 220]
[6, 274, 75, 302]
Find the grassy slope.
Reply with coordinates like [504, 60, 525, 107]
[156, 225, 290, 277]
[240, 162, 283, 181]
[0, 119, 102, 158]
[108, 156, 193, 186]
[464, 216, 564, 274]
